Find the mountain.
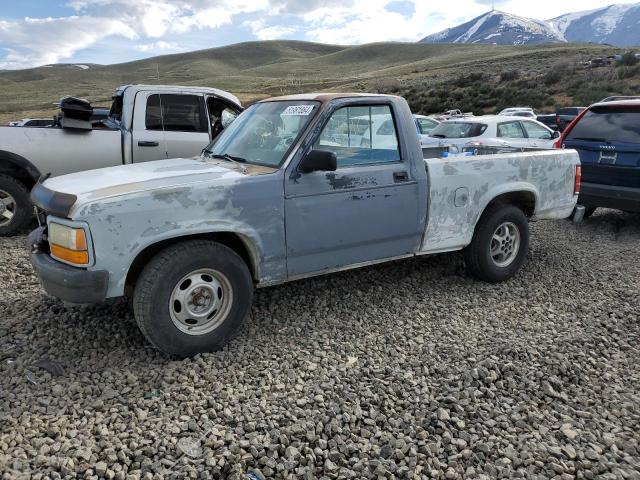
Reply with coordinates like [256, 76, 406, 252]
[420, 10, 564, 46]
[550, 3, 640, 47]
[421, 4, 640, 46]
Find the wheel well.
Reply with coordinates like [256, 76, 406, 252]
[0, 153, 40, 191]
[124, 232, 259, 295]
[483, 191, 536, 218]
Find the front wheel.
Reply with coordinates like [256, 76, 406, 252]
[133, 240, 253, 357]
[0, 174, 32, 236]
[464, 204, 530, 283]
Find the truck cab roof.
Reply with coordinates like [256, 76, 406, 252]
[115, 84, 241, 107]
[260, 93, 400, 104]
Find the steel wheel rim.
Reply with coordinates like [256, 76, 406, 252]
[490, 222, 520, 268]
[0, 189, 16, 227]
[169, 268, 233, 336]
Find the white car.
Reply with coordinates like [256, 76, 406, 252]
[423, 115, 560, 152]
[414, 115, 440, 147]
[498, 107, 534, 116]
[509, 111, 537, 119]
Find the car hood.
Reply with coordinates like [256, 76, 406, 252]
[36, 156, 275, 216]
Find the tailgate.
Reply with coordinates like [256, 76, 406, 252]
[565, 140, 640, 188]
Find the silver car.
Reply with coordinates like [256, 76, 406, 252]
[423, 115, 560, 153]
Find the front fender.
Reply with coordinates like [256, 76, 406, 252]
[124, 220, 265, 283]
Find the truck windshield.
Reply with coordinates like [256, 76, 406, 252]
[205, 100, 320, 167]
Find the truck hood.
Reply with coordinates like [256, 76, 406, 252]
[33, 156, 274, 217]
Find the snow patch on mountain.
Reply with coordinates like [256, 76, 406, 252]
[421, 4, 640, 46]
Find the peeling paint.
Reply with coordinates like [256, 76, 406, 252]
[421, 150, 580, 253]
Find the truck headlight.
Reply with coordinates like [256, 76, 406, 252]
[48, 223, 89, 265]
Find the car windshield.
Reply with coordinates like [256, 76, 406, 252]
[430, 122, 487, 138]
[205, 100, 320, 167]
[566, 108, 640, 144]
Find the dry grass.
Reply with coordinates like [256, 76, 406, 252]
[0, 40, 627, 123]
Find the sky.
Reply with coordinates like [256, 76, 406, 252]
[0, 0, 637, 69]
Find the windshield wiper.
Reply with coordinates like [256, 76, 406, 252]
[431, 134, 447, 138]
[205, 152, 248, 172]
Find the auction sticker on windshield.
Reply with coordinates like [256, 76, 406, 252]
[282, 105, 315, 116]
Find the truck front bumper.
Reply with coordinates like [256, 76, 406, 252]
[28, 227, 109, 304]
[579, 182, 640, 213]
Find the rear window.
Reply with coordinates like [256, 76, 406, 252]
[430, 122, 487, 139]
[566, 108, 640, 144]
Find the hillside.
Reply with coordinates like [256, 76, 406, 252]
[0, 40, 637, 123]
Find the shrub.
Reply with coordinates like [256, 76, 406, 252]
[500, 70, 520, 82]
[617, 52, 639, 67]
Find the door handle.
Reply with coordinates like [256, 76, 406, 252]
[393, 171, 409, 182]
[138, 141, 159, 147]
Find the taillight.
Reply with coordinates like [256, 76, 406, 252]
[574, 165, 582, 195]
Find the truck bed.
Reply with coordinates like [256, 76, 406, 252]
[0, 125, 121, 177]
[421, 150, 580, 254]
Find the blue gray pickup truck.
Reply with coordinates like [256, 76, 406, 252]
[28, 93, 581, 356]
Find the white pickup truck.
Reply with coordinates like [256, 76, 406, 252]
[0, 84, 242, 235]
[29, 93, 581, 357]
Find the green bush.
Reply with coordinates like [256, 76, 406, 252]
[500, 70, 520, 82]
[617, 52, 639, 67]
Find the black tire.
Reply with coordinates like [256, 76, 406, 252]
[582, 207, 597, 219]
[133, 240, 253, 357]
[464, 204, 530, 283]
[0, 174, 32, 236]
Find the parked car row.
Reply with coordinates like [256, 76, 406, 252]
[416, 97, 639, 219]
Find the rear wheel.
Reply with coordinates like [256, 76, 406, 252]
[0, 174, 32, 236]
[133, 240, 253, 357]
[465, 204, 530, 283]
[582, 207, 597, 219]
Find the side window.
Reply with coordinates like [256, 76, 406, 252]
[314, 105, 401, 167]
[417, 118, 435, 134]
[146, 94, 207, 132]
[522, 121, 552, 139]
[497, 121, 525, 138]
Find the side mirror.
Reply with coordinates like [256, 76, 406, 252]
[552, 131, 561, 139]
[299, 150, 337, 173]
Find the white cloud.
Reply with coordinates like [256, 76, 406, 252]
[0, 16, 136, 69]
[244, 19, 297, 40]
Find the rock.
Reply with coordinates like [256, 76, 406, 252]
[1, 214, 639, 479]
[95, 461, 108, 476]
[437, 408, 451, 421]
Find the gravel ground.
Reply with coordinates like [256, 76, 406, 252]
[1, 210, 639, 480]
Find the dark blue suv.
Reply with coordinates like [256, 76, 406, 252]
[557, 100, 640, 217]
